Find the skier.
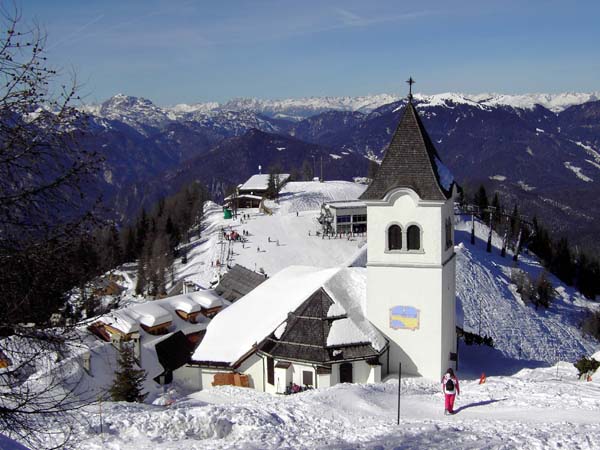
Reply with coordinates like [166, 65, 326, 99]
[441, 368, 460, 415]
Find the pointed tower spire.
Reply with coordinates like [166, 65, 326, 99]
[360, 79, 453, 201]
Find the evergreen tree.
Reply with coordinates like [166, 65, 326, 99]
[265, 171, 279, 199]
[473, 185, 489, 222]
[491, 193, 502, 227]
[576, 254, 600, 300]
[550, 237, 574, 286]
[135, 209, 149, 255]
[104, 223, 122, 270]
[302, 159, 313, 181]
[535, 271, 554, 309]
[510, 204, 520, 236]
[110, 342, 147, 403]
[123, 227, 136, 262]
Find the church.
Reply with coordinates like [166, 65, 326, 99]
[174, 83, 458, 391]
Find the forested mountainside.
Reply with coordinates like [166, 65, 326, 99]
[79, 93, 600, 252]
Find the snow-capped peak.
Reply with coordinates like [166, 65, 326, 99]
[413, 92, 600, 113]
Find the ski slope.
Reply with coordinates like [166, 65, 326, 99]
[173, 180, 598, 367]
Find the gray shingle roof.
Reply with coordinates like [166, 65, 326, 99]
[215, 264, 266, 302]
[260, 288, 381, 364]
[360, 101, 452, 201]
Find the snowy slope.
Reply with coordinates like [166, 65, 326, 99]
[454, 219, 598, 365]
[64, 364, 600, 450]
[173, 180, 598, 367]
[174, 181, 367, 288]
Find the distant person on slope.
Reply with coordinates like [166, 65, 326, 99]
[441, 368, 460, 415]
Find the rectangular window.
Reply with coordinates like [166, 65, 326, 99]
[336, 224, 351, 234]
[267, 357, 274, 385]
[353, 223, 367, 233]
[336, 215, 351, 223]
[302, 370, 313, 386]
[352, 214, 367, 222]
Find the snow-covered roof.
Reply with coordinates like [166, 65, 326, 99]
[100, 310, 140, 334]
[164, 293, 203, 314]
[186, 289, 225, 309]
[98, 290, 224, 334]
[322, 268, 386, 351]
[326, 201, 366, 209]
[192, 266, 341, 364]
[224, 193, 263, 201]
[239, 174, 290, 192]
[127, 303, 172, 328]
[192, 266, 387, 365]
[327, 318, 369, 347]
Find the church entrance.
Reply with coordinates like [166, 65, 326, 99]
[339, 363, 353, 383]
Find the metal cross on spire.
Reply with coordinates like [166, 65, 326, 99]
[406, 76, 415, 101]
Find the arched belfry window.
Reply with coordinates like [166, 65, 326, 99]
[407, 225, 421, 251]
[388, 224, 402, 250]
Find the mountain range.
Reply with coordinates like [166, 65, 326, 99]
[79, 92, 600, 253]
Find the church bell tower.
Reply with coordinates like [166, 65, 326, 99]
[361, 78, 456, 380]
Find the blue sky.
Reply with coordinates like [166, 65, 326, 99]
[20, 0, 600, 105]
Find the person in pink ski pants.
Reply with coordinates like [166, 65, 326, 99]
[441, 368, 460, 414]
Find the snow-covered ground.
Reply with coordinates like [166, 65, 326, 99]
[175, 181, 368, 288]
[18, 180, 600, 449]
[71, 359, 600, 449]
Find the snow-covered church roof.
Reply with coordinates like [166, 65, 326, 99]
[191, 266, 386, 366]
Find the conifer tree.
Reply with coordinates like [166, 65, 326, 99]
[123, 227, 136, 262]
[302, 159, 314, 181]
[551, 237, 574, 286]
[110, 342, 147, 403]
[265, 172, 278, 199]
[473, 185, 489, 222]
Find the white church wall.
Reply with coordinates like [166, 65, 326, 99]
[366, 191, 446, 267]
[440, 258, 457, 373]
[365, 188, 456, 381]
[367, 265, 448, 379]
